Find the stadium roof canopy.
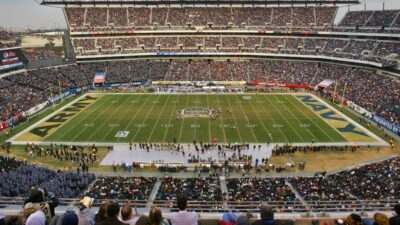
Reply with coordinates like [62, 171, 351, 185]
[41, 0, 359, 6]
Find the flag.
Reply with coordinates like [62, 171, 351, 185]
[93, 72, 106, 84]
[317, 79, 335, 88]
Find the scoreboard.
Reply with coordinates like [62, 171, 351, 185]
[0, 48, 24, 72]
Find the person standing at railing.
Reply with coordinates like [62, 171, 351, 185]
[251, 205, 294, 225]
[170, 196, 198, 225]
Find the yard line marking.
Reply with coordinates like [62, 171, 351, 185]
[294, 94, 351, 143]
[193, 95, 199, 141]
[69, 95, 121, 141]
[224, 94, 243, 143]
[99, 94, 141, 142]
[206, 95, 212, 143]
[271, 95, 319, 142]
[130, 94, 163, 141]
[162, 95, 181, 143]
[247, 96, 275, 143]
[73, 95, 129, 141]
[52, 94, 106, 141]
[265, 95, 305, 142]
[147, 95, 171, 142]
[234, 95, 258, 142]
[118, 94, 153, 142]
[178, 94, 190, 143]
[284, 95, 336, 142]
[215, 94, 227, 143]
[86, 95, 133, 141]
[253, 95, 288, 142]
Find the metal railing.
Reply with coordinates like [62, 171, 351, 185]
[1, 197, 398, 214]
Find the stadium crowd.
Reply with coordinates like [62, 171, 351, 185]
[156, 177, 222, 202]
[0, 156, 95, 198]
[65, 7, 337, 30]
[23, 49, 61, 62]
[0, 28, 18, 48]
[340, 10, 400, 28]
[86, 176, 157, 200]
[72, 36, 399, 66]
[226, 177, 296, 202]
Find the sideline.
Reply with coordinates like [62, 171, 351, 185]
[8, 93, 91, 143]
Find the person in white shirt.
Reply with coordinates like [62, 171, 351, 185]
[170, 196, 198, 225]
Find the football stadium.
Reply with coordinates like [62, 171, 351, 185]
[0, 0, 400, 225]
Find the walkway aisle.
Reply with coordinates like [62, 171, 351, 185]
[146, 179, 162, 209]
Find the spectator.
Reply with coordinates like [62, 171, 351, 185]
[136, 216, 151, 225]
[24, 189, 59, 221]
[95, 201, 109, 223]
[170, 196, 198, 225]
[374, 213, 389, 225]
[61, 211, 79, 225]
[52, 207, 77, 225]
[77, 197, 95, 225]
[119, 203, 138, 225]
[26, 210, 46, 225]
[345, 214, 364, 225]
[389, 204, 400, 225]
[97, 202, 125, 225]
[237, 216, 251, 225]
[0, 213, 4, 225]
[149, 205, 170, 225]
[219, 212, 237, 225]
[251, 205, 294, 225]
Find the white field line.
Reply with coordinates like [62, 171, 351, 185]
[215, 94, 228, 143]
[193, 95, 199, 141]
[309, 93, 388, 146]
[147, 95, 171, 142]
[9, 140, 387, 147]
[264, 95, 305, 142]
[256, 95, 288, 142]
[116, 95, 152, 142]
[98, 94, 138, 142]
[85, 95, 132, 141]
[130, 94, 163, 141]
[55, 94, 107, 141]
[162, 95, 181, 143]
[272, 95, 320, 142]
[206, 95, 212, 143]
[178, 95, 190, 142]
[234, 95, 259, 142]
[285, 95, 337, 142]
[71, 95, 122, 141]
[8, 93, 90, 142]
[224, 94, 243, 143]
[247, 97, 274, 142]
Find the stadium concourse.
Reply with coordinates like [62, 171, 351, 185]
[1, 0, 400, 224]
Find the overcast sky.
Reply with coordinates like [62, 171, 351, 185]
[0, 0, 399, 29]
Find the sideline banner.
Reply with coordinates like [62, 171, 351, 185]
[0, 114, 24, 132]
[250, 81, 313, 89]
[370, 114, 400, 136]
[348, 102, 372, 118]
[24, 102, 48, 117]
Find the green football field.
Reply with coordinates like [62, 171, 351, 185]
[15, 93, 360, 144]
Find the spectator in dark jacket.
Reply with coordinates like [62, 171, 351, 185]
[389, 204, 400, 225]
[97, 202, 126, 225]
[251, 205, 294, 225]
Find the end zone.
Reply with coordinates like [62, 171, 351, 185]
[10, 93, 100, 143]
